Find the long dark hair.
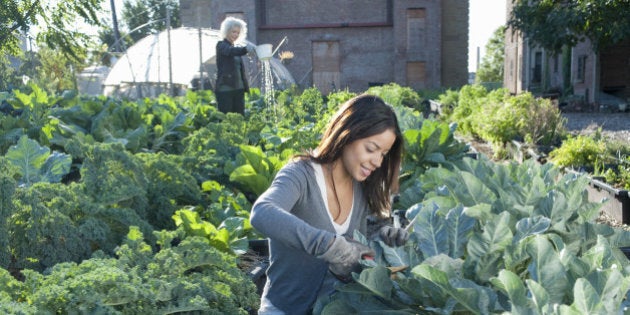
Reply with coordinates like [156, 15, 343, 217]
[309, 94, 403, 218]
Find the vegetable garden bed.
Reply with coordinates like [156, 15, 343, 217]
[587, 177, 630, 225]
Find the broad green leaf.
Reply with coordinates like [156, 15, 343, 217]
[490, 269, 532, 314]
[572, 278, 605, 314]
[6, 136, 49, 181]
[356, 266, 393, 300]
[513, 215, 551, 244]
[415, 203, 449, 257]
[445, 205, 475, 258]
[525, 279, 550, 314]
[412, 264, 492, 314]
[468, 211, 512, 258]
[526, 235, 570, 304]
[467, 211, 512, 282]
[5, 135, 71, 186]
[229, 164, 270, 196]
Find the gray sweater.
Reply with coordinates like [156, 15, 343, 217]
[250, 159, 370, 314]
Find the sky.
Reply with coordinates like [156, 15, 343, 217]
[88, 0, 506, 73]
[468, 0, 507, 73]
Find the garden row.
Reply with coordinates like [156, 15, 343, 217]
[435, 85, 630, 226]
[0, 83, 629, 313]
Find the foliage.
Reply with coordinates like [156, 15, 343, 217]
[602, 157, 630, 190]
[0, 158, 17, 268]
[226, 145, 294, 200]
[1, 82, 625, 311]
[0, 0, 101, 60]
[549, 134, 608, 169]
[509, 0, 630, 52]
[397, 120, 470, 208]
[476, 26, 506, 84]
[322, 157, 630, 314]
[1, 227, 258, 313]
[5, 84, 62, 145]
[137, 152, 204, 230]
[181, 114, 253, 184]
[367, 83, 424, 112]
[5, 135, 72, 187]
[31, 46, 82, 93]
[441, 86, 566, 158]
[173, 208, 250, 255]
[0, 54, 26, 91]
[122, 0, 181, 44]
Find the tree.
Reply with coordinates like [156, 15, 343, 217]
[122, 0, 180, 44]
[476, 26, 506, 84]
[0, 0, 103, 60]
[508, 0, 630, 53]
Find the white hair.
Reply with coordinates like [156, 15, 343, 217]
[219, 17, 248, 44]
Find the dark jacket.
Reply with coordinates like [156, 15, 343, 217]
[215, 39, 250, 92]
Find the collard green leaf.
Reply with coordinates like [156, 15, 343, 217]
[572, 278, 605, 314]
[468, 211, 513, 259]
[467, 211, 513, 282]
[356, 266, 393, 300]
[526, 235, 570, 304]
[414, 203, 449, 257]
[412, 264, 493, 314]
[5, 135, 71, 186]
[445, 205, 475, 258]
[525, 279, 550, 314]
[490, 269, 532, 314]
[513, 215, 551, 244]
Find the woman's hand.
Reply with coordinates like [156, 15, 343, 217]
[317, 236, 374, 282]
[378, 225, 409, 247]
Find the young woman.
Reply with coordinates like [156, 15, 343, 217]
[215, 17, 253, 114]
[250, 94, 409, 314]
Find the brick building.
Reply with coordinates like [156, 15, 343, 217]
[504, 1, 630, 108]
[179, 0, 469, 94]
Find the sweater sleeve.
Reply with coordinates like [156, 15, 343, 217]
[250, 161, 335, 257]
[216, 40, 248, 57]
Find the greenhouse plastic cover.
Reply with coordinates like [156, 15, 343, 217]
[103, 27, 294, 94]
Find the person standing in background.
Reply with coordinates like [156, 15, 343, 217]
[215, 17, 254, 115]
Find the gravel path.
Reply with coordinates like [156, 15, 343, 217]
[562, 112, 630, 145]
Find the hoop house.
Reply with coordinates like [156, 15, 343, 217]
[103, 27, 295, 99]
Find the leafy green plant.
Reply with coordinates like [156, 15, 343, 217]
[549, 134, 608, 169]
[366, 83, 424, 111]
[173, 208, 250, 255]
[320, 157, 630, 314]
[398, 120, 469, 207]
[602, 157, 630, 190]
[226, 144, 293, 199]
[1, 227, 259, 314]
[5, 135, 71, 186]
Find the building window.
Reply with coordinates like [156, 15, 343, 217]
[576, 55, 587, 83]
[406, 61, 426, 89]
[312, 41, 340, 95]
[406, 8, 426, 54]
[532, 51, 542, 83]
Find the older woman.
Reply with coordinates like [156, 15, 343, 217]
[215, 17, 254, 114]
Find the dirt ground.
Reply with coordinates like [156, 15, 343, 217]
[562, 112, 630, 145]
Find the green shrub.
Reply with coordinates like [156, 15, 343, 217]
[549, 135, 607, 168]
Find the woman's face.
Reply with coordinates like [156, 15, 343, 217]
[227, 26, 241, 43]
[340, 128, 397, 182]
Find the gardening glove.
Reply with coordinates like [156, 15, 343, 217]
[378, 225, 409, 247]
[317, 236, 375, 282]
